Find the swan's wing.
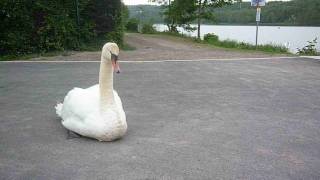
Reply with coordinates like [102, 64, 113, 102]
[60, 87, 126, 140]
[61, 85, 99, 121]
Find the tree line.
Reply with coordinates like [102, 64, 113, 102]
[128, 0, 320, 27]
[148, 0, 233, 38]
[0, 0, 127, 57]
[214, 0, 320, 26]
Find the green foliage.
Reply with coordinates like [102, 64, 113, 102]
[126, 18, 139, 32]
[0, 0, 125, 59]
[203, 33, 289, 53]
[297, 38, 319, 56]
[128, 0, 320, 26]
[212, 39, 289, 53]
[141, 23, 156, 34]
[164, 0, 197, 32]
[37, 15, 79, 52]
[128, 5, 163, 24]
[122, 3, 130, 27]
[105, 25, 124, 46]
[0, 0, 37, 55]
[158, 31, 289, 53]
[196, 0, 233, 20]
[194, 0, 233, 38]
[204, 33, 219, 43]
[213, 0, 320, 26]
[85, 0, 124, 46]
[141, 0, 232, 35]
[122, 43, 136, 51]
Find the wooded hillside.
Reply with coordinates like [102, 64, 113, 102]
[128, 0, 320, 26]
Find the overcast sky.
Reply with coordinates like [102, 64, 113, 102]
[122, 0, 290, 5]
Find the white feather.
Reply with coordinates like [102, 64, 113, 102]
[55, 43, 127, 141]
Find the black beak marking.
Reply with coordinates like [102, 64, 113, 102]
[111, 53, 118, 61]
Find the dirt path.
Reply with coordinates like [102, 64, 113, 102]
[27, 33, 289, 61]
[122, 33, 288, 61]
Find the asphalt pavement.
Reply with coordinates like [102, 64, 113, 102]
[0, 57, 320, 179]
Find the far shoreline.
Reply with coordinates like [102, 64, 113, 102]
[154, 23, 320, 28]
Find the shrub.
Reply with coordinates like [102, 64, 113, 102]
[0, 0, 125, 59]
[204, 33, 219, 43]
[202, 33, 288, 53]
[85, 0, 124, 46]
[297, 38, 318, 55]
[105, 29, 124, 47]
[37, 15, 80, 52]
[126, 18, 139, 32]
[141, 23, 156, 34]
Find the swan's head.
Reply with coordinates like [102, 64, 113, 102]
[102, 42, 120, 73]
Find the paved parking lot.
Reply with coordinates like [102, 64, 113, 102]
[0, 57, 320, 179]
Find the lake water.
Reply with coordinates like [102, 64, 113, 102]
[155, 24, 320, 53]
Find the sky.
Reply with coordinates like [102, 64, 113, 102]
[122, 0, 290, 5]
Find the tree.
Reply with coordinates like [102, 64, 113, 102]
[130, 0, 320, 26]
[122, 3, 130, 27]
[164, 0, 197, 32]
[0, 0, 125, 57]
[237, 0, 242, 9]
[149, 0, 175, 31]
[195, 0, 232, 39]
[85, 0, 124, 45]
[152, 0, 232, 37]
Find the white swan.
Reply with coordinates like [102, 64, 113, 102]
[55, 43, 127, 141]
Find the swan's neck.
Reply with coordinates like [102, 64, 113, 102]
[99, 57, 114, 111]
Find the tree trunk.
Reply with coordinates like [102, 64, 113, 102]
[197, 0, 202, 39]
[169, 0, 172, 32]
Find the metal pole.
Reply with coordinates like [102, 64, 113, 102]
[169, 0, 172, 31]
[256, 20, 259, 48]
[255, 6, 260, 49]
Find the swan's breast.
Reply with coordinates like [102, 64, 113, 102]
[98, 108, 127, 140]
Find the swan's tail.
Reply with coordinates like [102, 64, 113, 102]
[55, 103, 63, 117]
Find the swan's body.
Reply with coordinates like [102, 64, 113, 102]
[55, 43, 127, 141]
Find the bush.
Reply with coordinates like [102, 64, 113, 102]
[141, 23, 156, 34]
[0, 0, 125, 59]
[297, 38, 318, 55]
[37, 15, 80, 52]
[126, 18, 139, 32]
[202, 32, 288, 53]
[204, 33, 219, 43]
[85, 0, 124, 46]
[105, 28, 124, 48]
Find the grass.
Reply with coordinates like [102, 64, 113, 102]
[1, 30, 293, 61]
[209, 39, 289, 54]
[0, 51, 72, 61]
[157, 31, 291, 55]
[159, 31, 197, 40]
[0, 41, 136, 61]
[121, 43, 136, 51]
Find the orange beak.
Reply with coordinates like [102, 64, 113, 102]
[111, 58, 120, 74]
